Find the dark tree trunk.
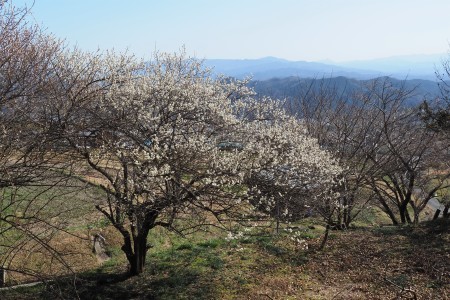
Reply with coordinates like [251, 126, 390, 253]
[433, 209, 441, 220]
[399, 203, 411, 224]
[410, 201, 420, 224]
[319, 224, 330, 250]
[380, 202, 399, 225]
[443, 204, 449, 219]
[343, 195, 354, 228]
[405, 209, 412, 223]
[96, 202, 158, 276]
[385, 209, 399, 225]
[375, 193, 399, 225]
[336, 207, 343, 229]
[275, 198, 280, 234]
[413, 211, 420, 224]
[343, 207, 351, 228]
[129, 234, 148, 276]
[116, 225, 152, 276]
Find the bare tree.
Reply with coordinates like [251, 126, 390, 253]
[0, 3, 61, 187]
[367, 79, 450, 224]
[419, 53, 450, 216]
[0, 2, 82, 286]
[290, 77, 382, 229]
[293, 77, 450, 226]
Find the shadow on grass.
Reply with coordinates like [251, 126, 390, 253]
[68, 268, 215, 300]
[249, 235, 310, 267]
[374, 218, 449, 248]
[72, 241, 221, 300]
[1, 235, 313, 299]
[0, 272, 136, 300]
[1, 250, 219, 300]
[74, 272, 137, 300]
[372, 218, 449, 289]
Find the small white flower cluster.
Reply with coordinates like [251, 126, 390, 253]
[287, 230, 309, 250]
[225, 231, 244, 241]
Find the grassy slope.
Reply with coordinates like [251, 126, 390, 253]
[1, 218, 448, 300]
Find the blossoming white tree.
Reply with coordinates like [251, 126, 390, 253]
[235, 99, 342, 231]
[44, 50, 341, 275]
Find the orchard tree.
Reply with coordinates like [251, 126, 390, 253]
[290, 78, 383, 229]
[0, 1, 81, 283]
[367, 79, 450, 224]
[419, 53, 450, 216]
[0, 2, 61, 187]
[293, 77, 450, 226]
[43, 50, 342, 275]
[371, 82, 450, 224]
[241, 99, 342, 232]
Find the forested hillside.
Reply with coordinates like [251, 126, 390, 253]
[250, 76, 441, 107]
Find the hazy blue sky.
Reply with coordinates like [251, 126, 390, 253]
[13, 0, 450, 62]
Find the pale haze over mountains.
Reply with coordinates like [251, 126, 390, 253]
[204, 53, 447, 81]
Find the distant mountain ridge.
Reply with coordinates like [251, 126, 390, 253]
[204, 57, 384, 80]
[204, 54, 446, 81]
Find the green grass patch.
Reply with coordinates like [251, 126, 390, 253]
[175, 242, 194, 251]
[353, 206, 394, 227]
[196, 238, 222, 249]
